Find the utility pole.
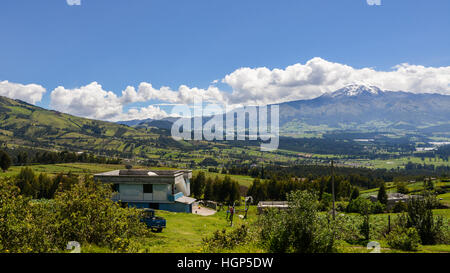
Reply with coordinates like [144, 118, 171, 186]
[331, 160, 336, 220]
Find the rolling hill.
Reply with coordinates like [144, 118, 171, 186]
[0, 96, 179, 158]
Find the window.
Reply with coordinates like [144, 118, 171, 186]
[143, 184, 153, 194]
[112, 184, 119, 192]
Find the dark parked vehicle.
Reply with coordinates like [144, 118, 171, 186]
[140, 208, 166, 232]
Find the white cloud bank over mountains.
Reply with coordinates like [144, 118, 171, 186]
[2, 57, 450, 121]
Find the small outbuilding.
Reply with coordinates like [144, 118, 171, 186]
[369, 193, 421, 209]
[257, 201, 289, 214]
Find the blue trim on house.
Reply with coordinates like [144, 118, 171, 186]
[126, 201, 192, 213]
[168, 192, 184, 202]
[128, 203, 150, 209]
[160, 202, 192, 213]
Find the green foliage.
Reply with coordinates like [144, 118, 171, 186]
[191, 171, 206, 198]
[319, 192, 332, 211]
[257, 190, 335, 253]
[0, 178, 58, 253]
[202, 224, 249, 252]
[0, 176, 148, 253]
[371, 201, 385, 214]
[0, 150, 12, 172]
[424, 178, 435, 191]
[346, 196, 385, 215]
[386, 227, 421, 251]
[397, 194, 445, 245]
[14, 167, 78, 199]
[377, 182, 388, 205]
[204, 177, 214, 201]
[396, 182, 409, 194]
[52, 177, 148, 251]
[350, 187, 360, 200]
[392, 201, 408, 213]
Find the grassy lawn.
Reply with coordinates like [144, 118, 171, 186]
[132, 206, 260, 253]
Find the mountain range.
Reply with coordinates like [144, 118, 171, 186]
[124, 85, 450, 135]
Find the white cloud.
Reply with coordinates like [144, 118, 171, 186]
[50, 82, 170, 121]
[120, 82, 228, 105]
[66, 0, 81, 6]
[50, 82, 121, 120]
[47, 57, 450, 121]
[0, 80, 46, 104]
[115, 105, 170, 122]
[223, 57, 450, 105]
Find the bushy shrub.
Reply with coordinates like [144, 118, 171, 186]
[386, 228, 421, 251]
[371, 201, 385, 214]
[346, 197, 368, 213]
[396, 194, 445, 245]
[0, 176, 148, 253]
[202, 225, 248, 252]
[52, 177, 148, 251]
[257, 190, 335, 253]
[0, 178, 58, 253]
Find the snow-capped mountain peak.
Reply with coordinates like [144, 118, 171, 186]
[330, 84, 383, 97]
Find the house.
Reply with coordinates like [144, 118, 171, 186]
[369, 193, 421, 209]
[94, 169, 196, 213]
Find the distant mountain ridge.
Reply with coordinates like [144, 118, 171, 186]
[277, 85, 450, 129]
[121, 85, 450, 134]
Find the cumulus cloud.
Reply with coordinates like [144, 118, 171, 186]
[49, 82, 170, 121]
[66, 0, 81, 6]
[47, 57, 450, 121]
[0, 80, 46, 104]
[223, 57, 450, 105]
[120, 83, 228, 105]
[115, 105, 170, 122]
[50, 82, 122, 120]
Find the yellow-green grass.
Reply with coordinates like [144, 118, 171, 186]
[438, 192, 450, 206]
[0, 163, 125, 178]
[358, 156, 450, 169]
[133, 206, 260, 253]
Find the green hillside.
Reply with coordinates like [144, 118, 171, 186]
[0, 96, 168, 157]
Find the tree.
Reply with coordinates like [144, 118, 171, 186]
[377, 182, 388, 205]
[350, 187, 360, 200]
[398, 194, 444, 245]
[396, 182, 409, 194]
[192, 171, 206, 199]
[204, 177, 213, 201]
[0, 150, 12, 172]
[229, 181, 241, 204]
[15, 167, 37, 197]
[52, 177, 148, 250]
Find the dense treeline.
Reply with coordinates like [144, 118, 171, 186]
[0, 148, 122, 166]
[15, 167, 79, 199]
[221, 163, 450, 190]
[247, 175, 359, 203]
[190, 172, 241, 204]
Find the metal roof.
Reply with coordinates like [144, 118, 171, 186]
[175, 196, 196, 205]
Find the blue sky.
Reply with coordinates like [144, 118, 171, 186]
[1, 0, 450, 121]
